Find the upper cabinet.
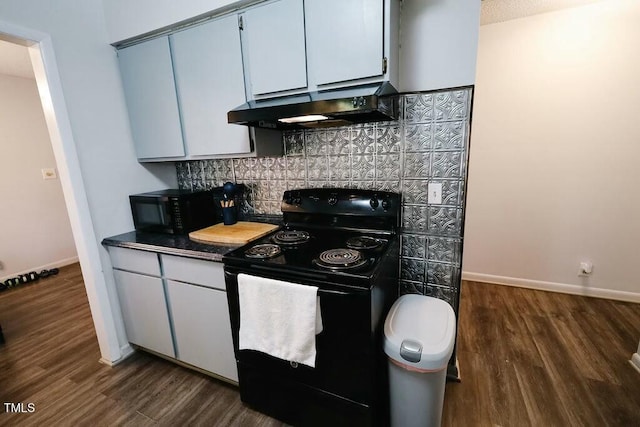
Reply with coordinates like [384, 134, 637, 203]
[305, 0, 384, 86]
[240, 0, 307, 97]
[117, 16, 281, 161]
[171, 15, 251, 156]
[118, 37, 185, 159]
[116, 0, 398, 160]
[239, 0, 398, 98]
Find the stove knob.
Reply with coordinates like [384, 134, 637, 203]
[293, 196, 302, 206]
[328, 194, 338, 206]
[369, 198, 379, 209]
[381, 198, 391, 211]
[283, 192, 293, 205]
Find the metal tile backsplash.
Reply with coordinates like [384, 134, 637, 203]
[176, 88, 472, 311]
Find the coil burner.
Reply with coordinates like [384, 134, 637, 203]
[346, 236, 385, 250]
[273, 230, 311, 246]
[245, 244, 282, 259]
[315, 248, 368, 270]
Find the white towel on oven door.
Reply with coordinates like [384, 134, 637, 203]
[237, 273, 323, 368]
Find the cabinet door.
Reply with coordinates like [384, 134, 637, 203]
[305, 0, 384, 86]
[242, 0, 307, 96]
[113, 269, 175, 357]
[167, 280, 238, 382]
[117, 37, 185, 159]
[171, 16, 251, 156]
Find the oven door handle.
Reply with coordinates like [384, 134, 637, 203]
[247, 264, 326, 281]
[318, 287, 366, 296]
[241, 265, 366, 296]
[318, 288, 350, 296]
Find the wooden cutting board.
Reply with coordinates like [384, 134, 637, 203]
[189, 221, 279, 245]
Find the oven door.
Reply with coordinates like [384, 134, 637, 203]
[224, 266, 389, 424]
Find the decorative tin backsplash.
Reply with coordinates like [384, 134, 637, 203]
[176, 88, 472, 312]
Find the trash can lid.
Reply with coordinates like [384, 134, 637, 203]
[383, 294, 456, 371]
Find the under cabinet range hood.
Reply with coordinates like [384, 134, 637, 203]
[228, 82, 398, 130]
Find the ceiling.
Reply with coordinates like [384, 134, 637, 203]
[481, 0, 605, 25]
[0, 0, 607, 80]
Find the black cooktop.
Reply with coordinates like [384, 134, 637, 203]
[223, 226, 396, 281]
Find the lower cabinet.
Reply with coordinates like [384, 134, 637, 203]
[113, 269, 175, 358]
[162, 254, 238, 382]
[108, 247, 237, 383]
[167, 280, 237, 381]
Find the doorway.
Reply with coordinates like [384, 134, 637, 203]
[0, 39, 78, 285]
[0, 25, 123, 364]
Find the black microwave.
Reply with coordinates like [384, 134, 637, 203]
[129, 189, 217, 234]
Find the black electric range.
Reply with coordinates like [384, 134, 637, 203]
[223, 188, 400, 426]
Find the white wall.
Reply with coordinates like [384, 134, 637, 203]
[102, 0, 254, 43]
[0, 0, 177, 362]
[0, 73, 77, 280]
[399, 0, 481, 92]
[463, 0, 640, 302]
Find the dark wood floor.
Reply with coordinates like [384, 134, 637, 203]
[444, 280, 640, 427]
[1, 263, 639, 426]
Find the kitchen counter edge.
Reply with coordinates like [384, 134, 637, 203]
[101, 215, 283, 263]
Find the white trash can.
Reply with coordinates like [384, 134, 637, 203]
[383, 294, 456, 427]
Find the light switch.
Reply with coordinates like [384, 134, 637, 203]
[427, 182, 442, 204]
[41, 168, 57, 180]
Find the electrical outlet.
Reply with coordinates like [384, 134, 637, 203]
[578, 261, 593, 276]
[41, 168, 57, 180]
[428, 182, 442, 204]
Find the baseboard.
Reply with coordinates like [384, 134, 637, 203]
[462, 271, 640, 303]
[99, 344, 135, 367]
[0, 256, 79, 283]
[630, 353, 640, 375]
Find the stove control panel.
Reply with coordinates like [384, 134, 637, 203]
[381, 197, 391, 211]
[282, 188, 400, 218]
[284, 191, 303, 206]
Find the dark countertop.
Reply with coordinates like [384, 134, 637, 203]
[101, 215, 283, 262]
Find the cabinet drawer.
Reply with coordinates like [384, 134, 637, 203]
[109, 247, 160, 276]
[162, 254, 225, 290]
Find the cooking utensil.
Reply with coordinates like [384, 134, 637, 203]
[223, 181, 236, 196]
